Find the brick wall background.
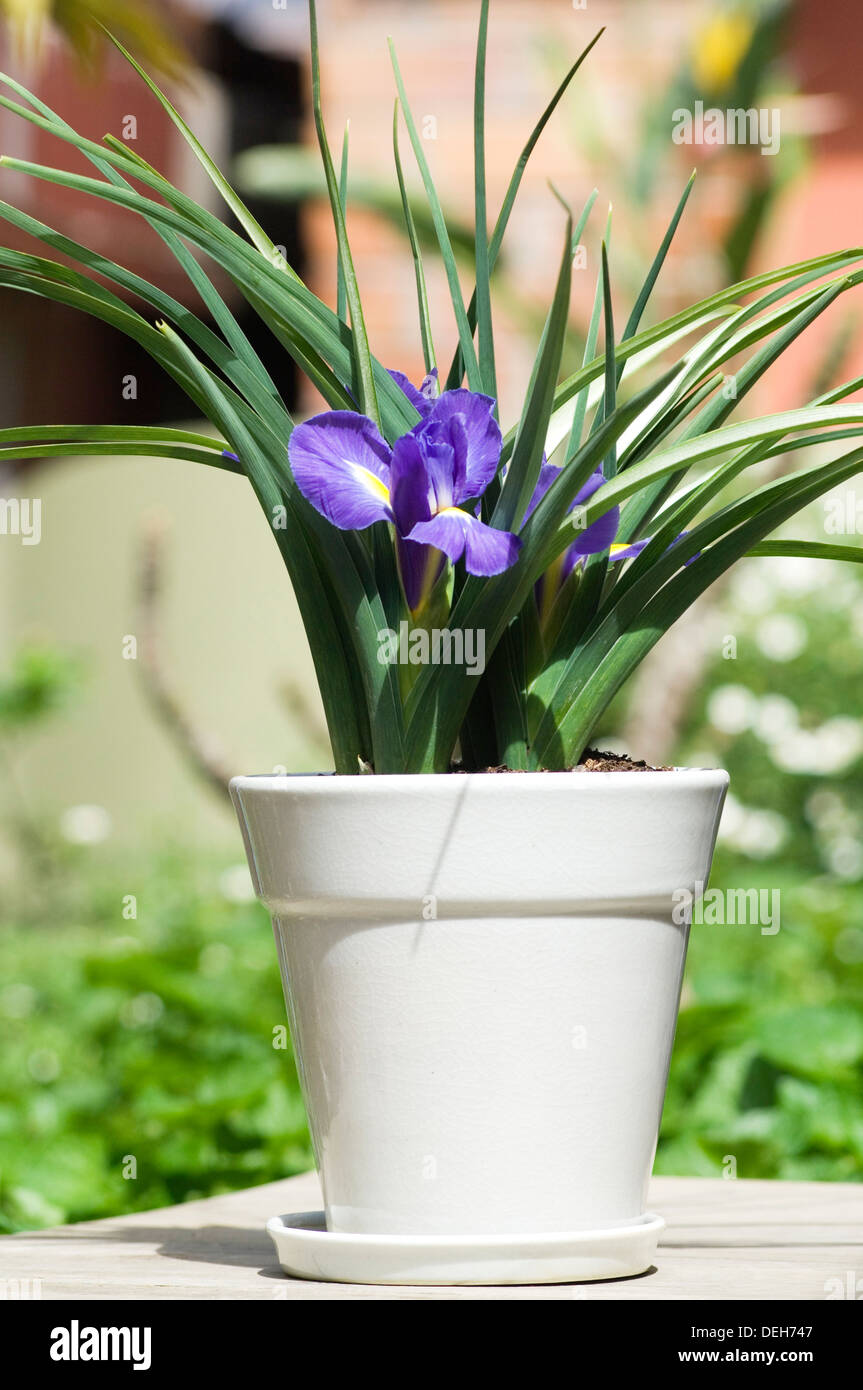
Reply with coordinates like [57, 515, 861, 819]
[297, 0, 700, 420]
[271, 0, 863, 423]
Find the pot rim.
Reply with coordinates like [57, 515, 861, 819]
[231, 767, 730, 793]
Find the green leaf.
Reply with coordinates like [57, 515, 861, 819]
[600, 241, 616, 477]
[621, 170, 695, 346]
[392, 101, 436, 375]
[473, 0, 496, 401]
[446, 27, 605, 390]
[337, 121, 350, 324]
[389, 39, 482, 392]
[99, 25, 287, 267]
[0, 424, 226, 450]
[492, 206, 573, 532]
[563, 208, 608, 460]
[616, 278, 853, 546]
[0, 198, 292, 437]
[0, 145, 415, 438]
[570, 401, 863, 534]
[151, 320, 400, 773]
[532, 443, 863, 765]
[532, 247, 863, 460]
[748, 540, 863, 563]
[308, 0, 380, 425]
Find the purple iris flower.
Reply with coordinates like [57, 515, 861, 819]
[526, 461, 623, 586]
[288, 371, 521, 613]
[387, 367, 440, 418]
[526, 463, 697, 618]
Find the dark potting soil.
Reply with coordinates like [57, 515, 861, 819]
[451, 748, 673, 774]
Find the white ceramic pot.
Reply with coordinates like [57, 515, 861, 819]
[231, 770, 727, 1255]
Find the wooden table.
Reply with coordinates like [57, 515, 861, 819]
[1, 1173, 860, 1300]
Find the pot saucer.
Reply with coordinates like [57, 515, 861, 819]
[266, 1211, 664, 1286]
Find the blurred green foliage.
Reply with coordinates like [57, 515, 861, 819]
[0, 846, 312, 1232]
[656, 550, 863, 1181]
[658, 858, 863, 1181]
[0, 822, 860, 1232]
[0, 645, 81, 729]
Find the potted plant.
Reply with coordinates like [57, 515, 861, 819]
[2, 2, 862, 1284]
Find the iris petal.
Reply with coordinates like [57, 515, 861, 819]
[571, 503, 621, 557]
[414, 417, 466, 510]
[609, 539, 649, 563]
[388, 369, 435, 419]
[390, 433, 433, 534]
[524, 460, 559, 523]
[407, 507, 521, 577]
[288, 411, 393, 531]
[420, 389, 501, 500]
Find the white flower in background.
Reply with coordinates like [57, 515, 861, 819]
[120, 993, 164, 1028]
[0, 983, 36, 1018]
[739, 808, 788, 858]
[730, 565, 775, 613]
[826, 838, 863, 881]
[59, 804, 112, 845]
[27, 1049, 60, 1083]
[218, 864, 256, 903]
[771, 717, 863, 775]
[718, 792, 788, 858]
[707, 684, 758, 735]
[754, 694, 800, 746]
[765, 556, 824, 596]
[817, 718, 863, 772]
[803, 786, 863, 878]
[805, 788, 851, 829]
[686, 748, 720, 770]
[199, 942, 233, 977]
[755, 613, 808, 662]
[769, 730, 821, 773]
[718, 790, 746, 837]
[834, 928, 863, 964]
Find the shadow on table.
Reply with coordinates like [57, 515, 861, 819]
[52, 1223, 283, 1277]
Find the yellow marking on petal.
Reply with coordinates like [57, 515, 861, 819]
[609, 543, 629, 557]
[350, 463, 392, 505]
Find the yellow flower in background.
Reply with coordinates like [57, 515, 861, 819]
[2, 0, 52, 65]
[692, 10, 755, 92]
[0, 0, 186, 76]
